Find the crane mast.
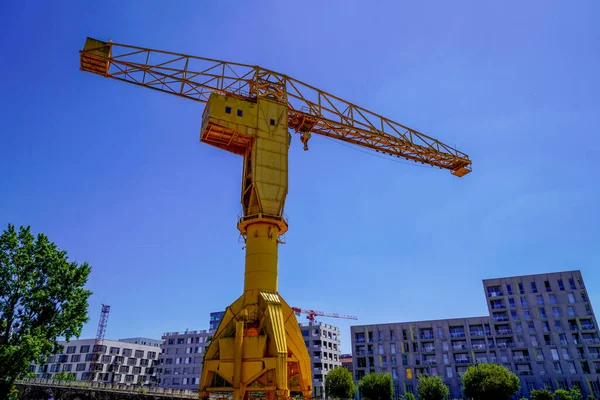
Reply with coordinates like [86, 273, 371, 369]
[79, 38, 472, 400]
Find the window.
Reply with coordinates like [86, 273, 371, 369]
[537, 295, 544, 305]
[66, 346, 76, 354]
[554, 320, 562, 331]
[135, 350, 144, 358]
[551, 348, 559, 360]
[559, 333, 567, 345]
[558, 279, 565, 290]
[521, 297, 528, 307]
[446, 366, 453, 378]
[437, 327, 443, 339]
[80, 345, 90, 353]
[578, 277, 584, 288]
[519, 282, 524, 294]
[506, 284, 513, 295]
[71, 354, 80, 362]
[568, 293, 576, 304]
[225, 106, 231, 114]
[237, 109, 243, 117]
[122, 349, 132, 357]
[524, 310, 531, 320]
[549, 294, 557, 304]
[568, 361, 576, 374]
[168, 339, 174, 345]
[545, 280, 552, 292]
[567, 306, 575, 317]
[177, 338, 184, 344]
[539, 308, 547, 319]
[442, 341, 448, 351]
[569, 278, 576, 290]
[530, 335, 538, 346]
[509, 298, 516, 308]
[553, 307, 561, 318]
[531, 282, 538, 293]
[511, 310, 518, 320]
[554, 362, 562, 374]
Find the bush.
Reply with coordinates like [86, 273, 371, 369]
[530, 389, 553, 400]
[462, 363, 520, 400]
[402, 393, 416, 400]
[417, 375, 449, 400]
[358, 372, 393, 400]
[324, 367, 356, 399]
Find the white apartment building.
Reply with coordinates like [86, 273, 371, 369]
[30, 338, 160, 386]
[157, 329, 212, 390]
[300, 322, 342, 398]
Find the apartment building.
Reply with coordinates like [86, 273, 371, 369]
[351, 270, 600, 399]
[157, 329, 212, 390]
[301, 322, 342, 397]
[341, 354, 353, 373]
[29, 338, 159, 385]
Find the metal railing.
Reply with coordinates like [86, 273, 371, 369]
[16, 379, 198, 398]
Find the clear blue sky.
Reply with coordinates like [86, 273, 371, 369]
[1, 0, 599, 354]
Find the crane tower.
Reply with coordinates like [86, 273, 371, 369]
[89, 304, 110, 381]
[79, 38, 471, 400]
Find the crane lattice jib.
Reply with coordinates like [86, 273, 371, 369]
[80, 38, 472, 176]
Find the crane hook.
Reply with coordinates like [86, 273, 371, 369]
[300, 132, 311, 151]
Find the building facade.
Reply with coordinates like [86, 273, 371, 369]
[118, 337, 162, 347]
[340, 354, 353, 374]
[351, 270, 600, 399]
[157, 329, 212, 390]
[30, 338, 159, 385]
[300, 322, 342, 397]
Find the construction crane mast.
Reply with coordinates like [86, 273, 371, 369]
[291, 307, 358, 325]
[79, 38, 472, 400]
[89, 304, 110, 382]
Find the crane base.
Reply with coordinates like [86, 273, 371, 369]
[199, 290, 312, 400]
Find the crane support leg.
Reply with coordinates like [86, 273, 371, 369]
[199, 221, 312, 400]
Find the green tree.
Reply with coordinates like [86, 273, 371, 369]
[402, 393, 415, 400]
[555, 389, 573, 400]
[358, 372, 393, 400]
[462, 363, 520, 400]
[417, 375, 449, 400]
[0, 224, 92, 399]
[530, 389, 553, 400]
[324, 367, 355, 399]
[569, 387, 583, 400]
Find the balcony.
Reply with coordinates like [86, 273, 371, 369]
[496, 329, 513, 335]
[581, 324, 596, 331]
[488, 291, 504, 298]
[470, 331, 485, 337]
[450, 332, 466, 338]
[355, 350, 366, 356]
[423, 360, 437, 365]
[422, 347, 435, 353]
[491, 304, 507, 310]
[355, 338, 366, 343]
[455, 359, 470, 364]
[518, 370, 533, 376]
[589, 353, 600, 359]
[513, 356, 530, 362]
[496, 342, 515, 348]
[476, 358, 488, 363]
[472, 344, 486, 350]
[493, 317, 510, 322]
[584, 339, 600, 344]
[452, 345, 467, 351]
[420, 334, 434, 340]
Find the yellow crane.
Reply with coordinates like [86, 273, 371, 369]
[79, 38, 472, 400]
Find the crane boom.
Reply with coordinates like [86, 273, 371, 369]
[81, 38, 471, 176]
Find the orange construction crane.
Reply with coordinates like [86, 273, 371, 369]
[291, 307, 358, 324]
[79, 38, 471, 400]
